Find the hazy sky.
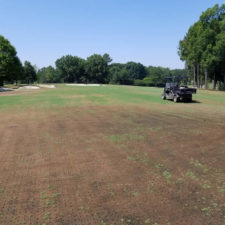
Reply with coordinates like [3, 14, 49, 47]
[0, 0, 224, 69]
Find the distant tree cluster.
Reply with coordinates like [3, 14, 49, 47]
[109, 64, 188, 87]
[37, 56, 187, 86]
[37, 54, 113, 84]
[179, 4, 225, 90]
[0, 34, 200, 88]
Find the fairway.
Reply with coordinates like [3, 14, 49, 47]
[0, 85, 225, 225]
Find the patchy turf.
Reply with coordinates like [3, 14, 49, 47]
[0, 85, 225, 225]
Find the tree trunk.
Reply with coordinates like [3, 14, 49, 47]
[193, 65, 196, 86]
[212, 73, 216, 90]
[0, 79, 3, 87]
[223, 73, 225, 90]
[204, 68, 208, 89]
[197, 64, 200, 88]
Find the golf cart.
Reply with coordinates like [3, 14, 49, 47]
[161, 76, 197, 102]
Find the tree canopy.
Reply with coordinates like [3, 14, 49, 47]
[84, 54, 112, 84]
[178, 4, 225, 89]
[55, 55, 85, 83]
[23, 61, 37, 84]
[37, 66, 58, 83]
[0, 35, 23, 86]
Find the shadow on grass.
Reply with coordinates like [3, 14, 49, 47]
[167, 99, 201, 104]
[185, 100, 201, 104]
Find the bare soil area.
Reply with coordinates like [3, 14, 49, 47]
[0, 105, 225, 225]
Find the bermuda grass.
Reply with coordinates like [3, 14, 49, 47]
[0, 84, 225, 111]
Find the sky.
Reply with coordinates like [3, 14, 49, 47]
[0, 0, 224, 69]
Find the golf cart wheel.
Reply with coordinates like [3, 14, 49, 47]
[162, 95, 166, 100]
[173, 95, 179, 103]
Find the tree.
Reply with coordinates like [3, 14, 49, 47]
[217, 38, 225, 88]
[37, 66, 58, 83]
[199, 4, 224, 89]
[103, 53, 112, 64]
[13, 57, 24, 85]
[179, 4, 225, 90]
[125, 62, 147, 81]
[55, 55, 85, 83]
[23, 61, 37, 84]
[109, 63, 124, 84]
[213, 11, 225, 89]
[178, 21, 204, 87]
[111, 68, 131, 85]
[0, 35, 23, 86]
[147, 66, 170, 86]
[85, 54, 112, 83]
[109, 62, 147, 85]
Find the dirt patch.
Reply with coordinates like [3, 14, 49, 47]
[0, 105, 224, 224]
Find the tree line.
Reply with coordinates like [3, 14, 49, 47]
[0, 34, 187, 87]
[179, 4, 225, 90]
[37, 56, 187, 86]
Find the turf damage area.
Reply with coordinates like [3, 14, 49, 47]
[0, 85, 225, 225]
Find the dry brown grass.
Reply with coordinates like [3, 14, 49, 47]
[0, 103, 224, 225]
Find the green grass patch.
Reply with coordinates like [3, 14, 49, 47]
[43, 212, 51, 220]
[189, 159, 209, 173]
[108, 133, 144, 145]
[1, 85, 225, 113]
[0, 85, 169, 110]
